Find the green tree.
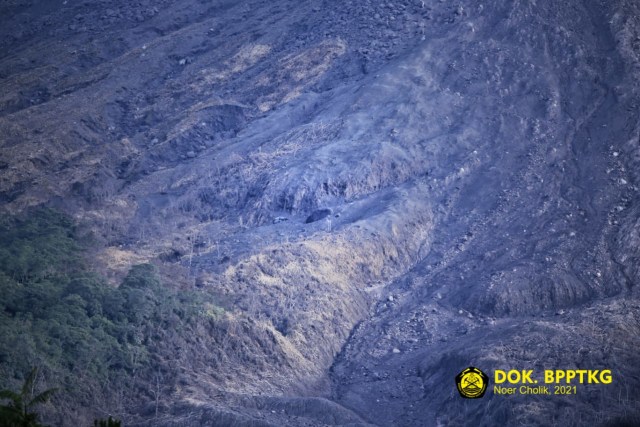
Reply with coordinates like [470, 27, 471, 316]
[93, 416, 122, 427]
[0, 368, 57, 427]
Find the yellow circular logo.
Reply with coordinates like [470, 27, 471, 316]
[456, 367, 489, 398]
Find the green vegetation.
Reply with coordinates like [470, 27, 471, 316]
[0, 208, 223, 423]
[0, 367, 57, 427]
[93, 416, 121, 427]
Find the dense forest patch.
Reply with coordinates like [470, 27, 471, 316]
[0, 209, 223, 425]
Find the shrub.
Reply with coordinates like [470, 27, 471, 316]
[0, 209, 224, 423]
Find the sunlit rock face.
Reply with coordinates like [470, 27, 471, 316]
[1, 0, 640, 425]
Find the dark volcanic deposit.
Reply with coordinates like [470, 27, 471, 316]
[1, 0, 640, 425]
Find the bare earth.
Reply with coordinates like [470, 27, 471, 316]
[1, 0, 640, 425]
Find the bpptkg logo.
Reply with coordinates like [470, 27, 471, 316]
[456, 367, 489, 398]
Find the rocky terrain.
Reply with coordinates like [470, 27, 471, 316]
[1, 0, 640, 425]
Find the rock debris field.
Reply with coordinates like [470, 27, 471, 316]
[2, 0, 640, 425]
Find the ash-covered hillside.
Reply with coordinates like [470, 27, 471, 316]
[1, 0, 640, 426]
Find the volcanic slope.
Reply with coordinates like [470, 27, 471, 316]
[1, 0, 640, 425]
[330, 1, 640, 426]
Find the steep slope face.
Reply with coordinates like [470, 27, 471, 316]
[331, 1, 640, 426]
[0, 0, 440, 424]
[1, 0, 640, 425]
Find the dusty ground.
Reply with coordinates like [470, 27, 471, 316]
[1, 0, 640, 425]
